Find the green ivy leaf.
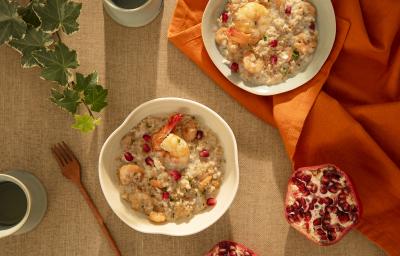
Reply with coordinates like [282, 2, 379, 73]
[51, 88, 80, 114]
[18, 0, 42, 28]
[32, 42, 79, 85]
[72, 114, 100, 133]
[9, 26, 53, 68]
[75, 72, 98, 92]
[33, 0, 81, 35]
[74, 72, 108, 112]
[0, 0, 27, 45]
[84, 84, 108, 112]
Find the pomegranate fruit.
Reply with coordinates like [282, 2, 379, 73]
[206, 241, 256, 256]
[285, 164, 361, 245]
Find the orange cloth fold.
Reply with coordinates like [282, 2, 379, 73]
[168, 0, 400, 254]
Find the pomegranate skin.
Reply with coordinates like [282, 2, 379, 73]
[206, 240, 257, 256]
[284, 164, 362, 246]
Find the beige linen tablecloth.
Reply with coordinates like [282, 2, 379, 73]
[0, 1, 386, 255]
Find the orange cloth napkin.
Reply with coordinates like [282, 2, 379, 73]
[168, 0, 400, 254]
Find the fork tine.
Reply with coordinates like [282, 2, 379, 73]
[54, 144, 70, 163]
[61, 141, 77, 161]
[51, 146, 65, 167]
[57, 143, 72, 162]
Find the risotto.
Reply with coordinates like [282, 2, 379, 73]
[215, 0, 318, 85]
[117, 113, 224, 223]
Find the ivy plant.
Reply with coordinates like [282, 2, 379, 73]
[0, 0, 108, 133]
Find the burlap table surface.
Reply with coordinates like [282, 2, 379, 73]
[0, 1, 386, 255]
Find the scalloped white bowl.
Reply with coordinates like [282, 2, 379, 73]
[202, 0, 336, 95]
[99, 98, 239, 236]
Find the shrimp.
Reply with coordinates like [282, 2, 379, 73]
[215, 27, 228, 46]
[293, 32, 317, 55]
[182, 119, 198, 142]
[152, 114, 190, 170]
[118, 164, 144, 185]
[129, 191, 152, 212]
[243, 52, 264, 74]
[231, 2, 271, 44]
[149, 211, 166, 223]
[296, 1, 316, 16]
[152, 113, 183, 151]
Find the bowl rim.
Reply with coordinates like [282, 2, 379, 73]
[98, 97, 240, 236]
[201, 0, 336, 96]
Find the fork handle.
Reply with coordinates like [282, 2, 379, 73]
[78, 184, 122, 256]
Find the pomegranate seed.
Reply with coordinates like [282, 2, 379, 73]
[124, 152, 134, 161]
[339, 201, 351, 212]
[313, 218, 322, 226]
[301, 175, 311, 183]
[287, 214, 299, 223]
[328, 184, 338, 193]
[326, 205, 337, 213]
[342, 187, 351, 194]
[142, 134, 151, 142]
[338, 192, 347, 200]
[285, 5, 292, 15]
[327, 232, 336, 241]
[199, 149, 210, 157]
[316, 228, 326, 236]
[196, 130, 204, 140]
[304, 211, 312, 221]
[300, 198, 307, 209]
[207, 198, 217, 206]
[145, 156, 154, 166]
[335, 224, 345, 232]
[309, 22, 315, 30]
[162, 192, 170, 200]
[286, 205, 294, 213]
[337, 211, 350, 223]
[321, 175, 330, 185]
[320, 234, 328, 240]
[307, 183, 318, 193]
[169, 170, 182, 181]
[269, 39, 278, 48]
[299, 186, 310, 195]
[221, 11, 229, 23]
[320, 186, 328, 194]
[309, 198, 317, 210]
[270, 55, 278, 65]
[230, 62, 239, 73]
[142, 143, 151, 153]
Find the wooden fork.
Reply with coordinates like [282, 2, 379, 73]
[51, 142, 121, 256]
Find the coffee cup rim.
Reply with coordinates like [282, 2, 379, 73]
[0, 174, 32, 238]
[103, 0, 152, 12]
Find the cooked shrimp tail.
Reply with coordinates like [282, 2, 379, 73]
[152, 113, 183, 150]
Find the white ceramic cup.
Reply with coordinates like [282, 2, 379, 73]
[0, 170, 47, 239]
[103, 0, 163, 27]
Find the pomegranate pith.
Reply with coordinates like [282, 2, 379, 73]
[284, 164, 362, 246]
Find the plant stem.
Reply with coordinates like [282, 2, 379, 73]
[82, 100, 95, 118]
[56, 31, 62, 43]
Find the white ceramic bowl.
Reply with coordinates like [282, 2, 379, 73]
[202, 0, 336, 95]
[99, 98, 239, 236]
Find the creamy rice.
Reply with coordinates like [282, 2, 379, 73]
[215, 0, 318, 85]
[117, 114, 224, 223]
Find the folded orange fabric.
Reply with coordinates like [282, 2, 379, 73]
[168, 0, 400, 254]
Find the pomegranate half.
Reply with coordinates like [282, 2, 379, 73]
[206, 241, 256, 256]
[285, 164, 362, 245]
